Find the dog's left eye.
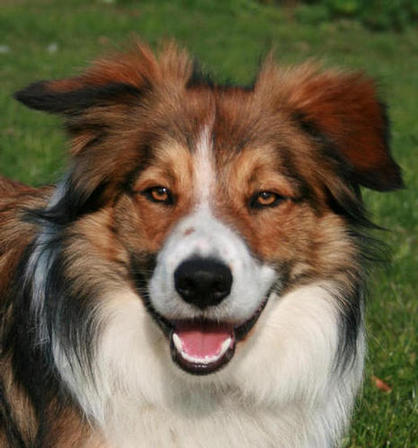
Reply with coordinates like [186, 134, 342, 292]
[249, 191, 284, 209]
[142, 186, 174, 205]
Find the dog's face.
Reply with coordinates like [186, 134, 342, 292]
[127, 125, 290, 374]
[120, 105, 354, 375]
[16, 43, 402, 382]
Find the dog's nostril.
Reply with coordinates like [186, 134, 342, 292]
[213, 281, 225, 293]
[176, 278, 195, 296]
[174, 257, 233, 309]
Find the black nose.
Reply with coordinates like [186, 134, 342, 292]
[174, 257, 233, 309]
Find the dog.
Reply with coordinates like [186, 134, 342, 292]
[0, 41, 402, 447]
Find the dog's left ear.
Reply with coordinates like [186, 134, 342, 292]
[277, 66, 403, 191]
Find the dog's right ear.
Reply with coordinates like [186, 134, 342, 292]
[13, 43, 162, 116]
[14, 79, 145, 115]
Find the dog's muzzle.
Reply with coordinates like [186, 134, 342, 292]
[146, 211, 278, 376]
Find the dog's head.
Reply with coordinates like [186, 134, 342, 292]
[16, 42, 402, 380]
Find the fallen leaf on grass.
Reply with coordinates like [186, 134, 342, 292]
[371, 375, 392, 393]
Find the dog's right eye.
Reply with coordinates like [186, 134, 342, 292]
[141, 186, 174, 205]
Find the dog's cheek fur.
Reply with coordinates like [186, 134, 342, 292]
[111, 195, 187, 255]
[42, 213, 158, 428]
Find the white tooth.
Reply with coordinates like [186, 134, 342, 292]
[172, 333, 183, 352]
[220, 337, 232, 356]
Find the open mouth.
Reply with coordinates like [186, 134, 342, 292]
[170, 320, 235, 375]
[146, 297, 269, 375]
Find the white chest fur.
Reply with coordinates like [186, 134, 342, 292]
[57, 284, 364, 448]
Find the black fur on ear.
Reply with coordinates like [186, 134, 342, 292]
[14, 81, 144, 115]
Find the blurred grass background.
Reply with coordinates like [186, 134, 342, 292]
[0, 1, 417, 446]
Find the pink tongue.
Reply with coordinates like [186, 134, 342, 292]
[175, 323, 233, 358]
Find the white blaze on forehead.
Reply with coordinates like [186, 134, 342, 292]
[193, 125, 215, 207]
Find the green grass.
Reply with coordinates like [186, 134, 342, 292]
[1, 1, 417, 446]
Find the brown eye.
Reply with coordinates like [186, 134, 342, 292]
[142, 186, 173, 205]
[250, 191, 284, 209]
